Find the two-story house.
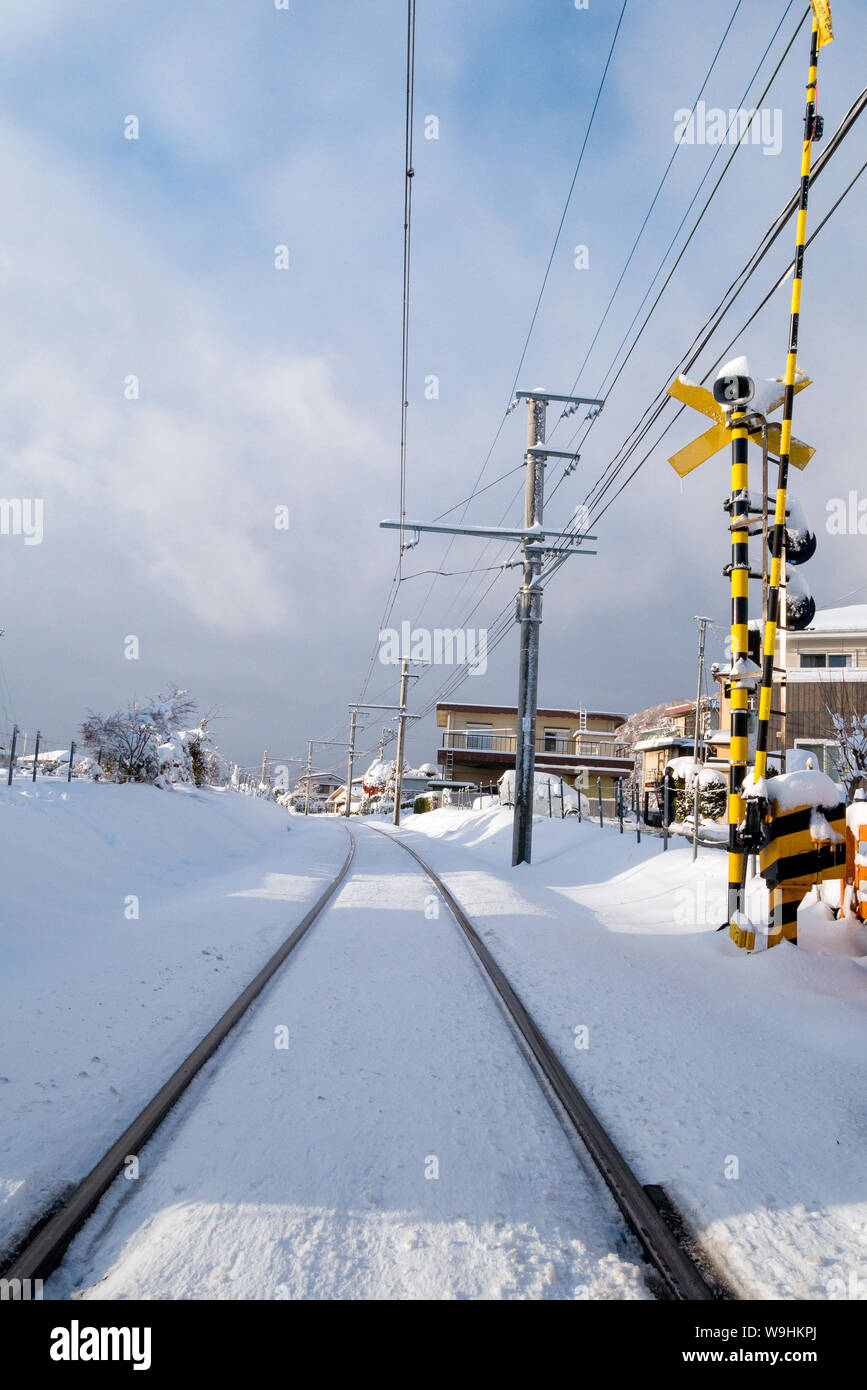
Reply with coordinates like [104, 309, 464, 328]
[435, 701, 632, 815]
[710, 605, 867, 785]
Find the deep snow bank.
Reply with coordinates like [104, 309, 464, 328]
[0, 783, 347, 1259]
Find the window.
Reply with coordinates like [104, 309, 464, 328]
[793, 740, 842, 782]
[801, 652, 853, 669]
[466, 723, 492, 750]
[543, 727, 568, 753]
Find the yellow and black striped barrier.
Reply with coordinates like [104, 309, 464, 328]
[758, 799, 846, 947]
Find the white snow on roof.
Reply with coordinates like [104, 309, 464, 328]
[800, 604, 867, 632]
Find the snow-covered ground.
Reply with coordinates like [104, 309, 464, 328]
[6, 787, 865, 1300]
[47, 825, 648, 1301]
[0, 782, 347, 1261]
[393, 806, 867, 1299]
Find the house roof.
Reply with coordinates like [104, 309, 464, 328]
[793, 604, 867, 635]
[436, 701, 625, 723]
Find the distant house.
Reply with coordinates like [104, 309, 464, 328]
[712, 604, 867, 785]
[632, 699, 716, 803]
[292, 770, 344, 810]
[435, 701, 632, 816]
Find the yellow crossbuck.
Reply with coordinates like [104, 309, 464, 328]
[666, 373, 815, 478]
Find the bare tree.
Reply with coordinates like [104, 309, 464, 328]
[81, 687, 197, 783]
[823, 678, 867, 800]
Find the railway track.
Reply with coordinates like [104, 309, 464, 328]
[367, 824, 726, 1302]
[1, 829, 355, 1286]
[4, 819, 729, 1301]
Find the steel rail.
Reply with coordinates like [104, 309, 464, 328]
[368, 822, 722, 1300]
[2, 828, 355, 1285]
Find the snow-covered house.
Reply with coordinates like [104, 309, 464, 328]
[631, 697, 717, 816]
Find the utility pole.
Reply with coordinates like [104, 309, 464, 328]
[32, 730, 41, 783]
[304, 740, 313, 815]
[393, 658, 410, 826]
[344, 709, 357, 819]
[260, 749, 268, 788]
[379, 387, 602, 865]
[691, 617, 710, 862]
[348, 697, 421, 823]
[512, 394, 546, 866]
[6, 724, 18, 785]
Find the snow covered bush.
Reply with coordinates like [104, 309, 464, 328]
[157, 723, 227, 787]
[80, 688, 200, 784]
[667, 758, 726, 825]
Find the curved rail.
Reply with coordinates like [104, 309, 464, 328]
[368, 823, 722, 1301]
[2, 827, 355, 1285]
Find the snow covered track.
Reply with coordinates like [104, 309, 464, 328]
[1, 827, 355, 1287]
[368, 825, 721, 1302]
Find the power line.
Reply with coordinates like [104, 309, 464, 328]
[407, 0, 797, 650]
[402, 0, 631, 638]
[410, 108, 865, 720]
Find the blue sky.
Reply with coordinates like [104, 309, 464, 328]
[0, 0, 864, 774]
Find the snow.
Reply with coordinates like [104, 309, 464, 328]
[810, 810, 844, 845]
[390, 806, 867, 1298]
[10, 786, 867, 1301]
[46, 823, 648, 1302]
[847, 797, 867, 835]
[805, 605, 867, 633]
[0, 782, 349, 1261]
[766, 768, 843, 812]
[497, 769, 585, 814]
[716, 355, 809, 419]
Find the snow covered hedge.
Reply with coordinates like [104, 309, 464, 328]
[665, 757, 727, 825]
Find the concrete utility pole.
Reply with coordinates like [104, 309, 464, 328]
[303, 740, 313, 815]
[393, 657, 410, 826]
[31, 730, 41, 783]
[691, 617, 711, 863]
[7, 724, 18, 785]
[379, 727, 387, 760]
[344, 709, 357, 819]
[379, 387, 602, 865]
[512, 395, 546, 866]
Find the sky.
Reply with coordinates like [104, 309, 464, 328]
[0, 0, 864, 778]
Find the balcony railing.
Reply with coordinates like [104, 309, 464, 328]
[440, 729, 630, 759]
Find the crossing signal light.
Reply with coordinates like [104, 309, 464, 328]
[786, 570, 816, 631]
[779, 495, 817, 566]
[712, 373, 754, 408]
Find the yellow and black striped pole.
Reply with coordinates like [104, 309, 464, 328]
[727, 408, 752, 948]
[754, 18, 824, 786]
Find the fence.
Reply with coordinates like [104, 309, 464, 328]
[440, 728, 630, 759]
[0, 724, 80, 785]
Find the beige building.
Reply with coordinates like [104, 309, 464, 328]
[711, 605, 867, 783]
[435, 701, 632, 814]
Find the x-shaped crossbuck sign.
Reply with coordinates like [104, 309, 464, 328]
[666, 370, 815, 478]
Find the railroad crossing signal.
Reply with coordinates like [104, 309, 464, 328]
[666, 368, 815, 478]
